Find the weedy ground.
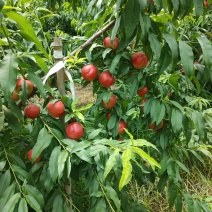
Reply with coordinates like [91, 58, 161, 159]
[73, 84, 212, 212]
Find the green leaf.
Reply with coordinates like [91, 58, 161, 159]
[123, 0, 140, 40]
[168, 183, 178, 208]
[27, 69, 46, 99]
[0, 183, 16, 211]
[171, 107, 183, 133]
[52, 193, 63, 212]
[0, 170, 11, 195]
[12, 164, 34, 185]
[25, 185, 44, 208]
[111, 16, 121, 41]
[132, 147, 161, 168]
[156, 103, 165, 125]
[75, 150, 92, 163]
[0, 52, 18, 99]
[176, 160, 190, 175]
[66, 156, 71, 178]
[103, 149, 120, 179]
[179, 0, 192, 18]
[134, 139, 158, 150]
[163, 33, 179, 69]
[49, 146, 61, 182]
[0, 160, 6, 171]
[148, 33, 161, 60]
[170, 100, 184, 113]
[63, 139, 90, 153]
[197, 37, 212, 68]
[26, 195, 42, 212]
[23, 54, 48, 73]
[189, 150, 204, 163]
[32, 127, 52, 163]
[4, 108, 20, 132]
[193, 0, 203, 18]
[88, 129, 102, 140]
[2, 193, 21, 212]
[175, 193, 183, 212]
[18, 198, 28, 212]
[107, 114, 118, 130]
[191, 111, 205, 139]
[109, 53, 122, 74]
[179, 41, 194, 77]
[129, 76, 139, 100]
[0, 111, 4, 131]
[157, 172, 168, 192]
[157, 45, 172, 75]
[184, 193, 194, 212]
[150, 99, 161, 123]
[4, 11, 48, 58]
[58, 150, 69, 179]
[119, 148, 132, 190]
[105, 185, 121, 211]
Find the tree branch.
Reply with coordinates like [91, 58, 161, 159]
[64, 19, 115, 59]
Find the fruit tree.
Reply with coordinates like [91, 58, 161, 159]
[0, 0, 212, 211]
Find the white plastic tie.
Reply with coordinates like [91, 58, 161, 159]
[42, 61, 64, 84]
[53, 50, 64, 59]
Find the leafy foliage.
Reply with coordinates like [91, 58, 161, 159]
[0, 0, 212, 211]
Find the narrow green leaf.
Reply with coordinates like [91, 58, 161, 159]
[4, 108, 20, 132]
[168, 183, 178, 208]
[132, 147, 161, 168]
[184, 193, 194, 212]
[105, 185, 121, 211]
[25, 185, 44, 208]
[0, 183, 16, 211]
[12, 165, 34, 185]
[148, 33, 161, 60]
[134, 139, 158, 150]
[163, 33, 179, 69]
[157, 45, 172, 75]
[23, 54, 48, 73]
[103, 149, 120, 179]
[75, 150, 92, 163]
[156, 103, 165, 125]
[0, 52, 18, 99]
[193, 0, 203, 18]
[111, 16, 121, 41]
[4, 11, 48, 58]
[58, 150, 69, 179]
[62, 139, 90, 153]
[179, 41, 194, 77]
[157, 172, 168, 192]
[197, 37, 212, 68]
[49, 146, 61, 182]
[88, 129, 102, 140]
[26, 195, 42, 212]
[0, 160, 6, 171]
[176, 160, 190, 175]
[27, 69, 46, 99]
[109, 53, 122, 74]
[18, 198, 28, 212]
[170, 100, 184, 113]
[52, 193, 63, 212]
[189, 150, 204, 163]
[175, 193, 183, 212]
[66, 156, 71, 178]
[32, 127, 52, 163]
[150, 99, 161, 123]
[119, 148, 132, 190]
[0, 170, 11, 194]
[0, 111, 4, 131]
[123, 0, 140, 39]
[171, 107, 183, 133]
[191, 110, 205, 139]
[2, 193, 21, 212]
